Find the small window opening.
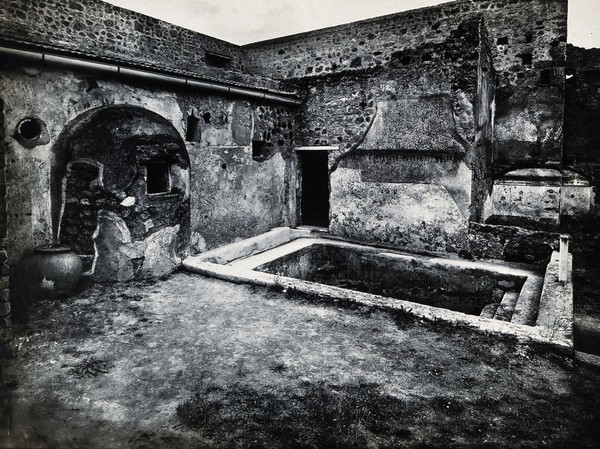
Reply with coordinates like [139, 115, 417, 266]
[205, 50, 232, 68]
[496, 36, 509, 45]
[202, 112, 211, 124]
[186, 113, 201, 142]
[540, 69, 552, 85]
[17, 118, 42, 140]
[146, 163, 171, 194]
[521, 53, 533, 66]
[252, 140, 270, 161]
[525, 33, 533, 43]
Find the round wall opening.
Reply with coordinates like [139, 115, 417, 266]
[17, 118, 43, 141]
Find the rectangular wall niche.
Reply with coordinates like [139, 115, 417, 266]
[205, 50, 232, 68]
[186, 114, 201, 142]
[252, 140, 268, 161]
[146, 162, 171, 194]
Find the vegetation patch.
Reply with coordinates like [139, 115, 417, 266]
[177, 378, 411, 449]
[68, 357, 112, 378]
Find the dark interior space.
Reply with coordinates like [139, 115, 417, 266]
[300, 150, 329, 227]
[146, 162, 170, 194]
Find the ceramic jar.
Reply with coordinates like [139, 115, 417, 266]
[18, 244, 83, 299]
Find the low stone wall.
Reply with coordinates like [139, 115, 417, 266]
[468, 222, 560, 264]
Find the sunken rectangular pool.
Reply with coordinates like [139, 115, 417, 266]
[183, 227, 573, 349]
[255, 243, 525, 318]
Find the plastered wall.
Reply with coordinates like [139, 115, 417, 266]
[292, 20, 495, 254]
[0, 63, 296, 273]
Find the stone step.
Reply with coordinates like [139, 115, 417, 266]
[494, 291, 520, 322]
[480, 303, 499, 319]
[510, 275, 544, 326]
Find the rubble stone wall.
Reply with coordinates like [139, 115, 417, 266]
[0, 0, 284, 91]
[291, 20, 494, 254]
[0, 0, 242, 72]
[245, 0, 568, 166]
[565, 45, 600, 216]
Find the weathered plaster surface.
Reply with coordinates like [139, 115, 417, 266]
[340, 152, 473, 219]
[487, 169, 594, 228]
[245, 0, 567, 166]
[0, 64, 296, 280]
[363, 96, 465, 153]
[0, 67, 183, 265]
[330, 168, 468, 254]
[91, 211, 181, 282]
[189, 147, 290, 253]
[291, 20, 490, 252]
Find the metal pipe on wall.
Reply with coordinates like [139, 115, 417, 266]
[0, 45, 302, 106]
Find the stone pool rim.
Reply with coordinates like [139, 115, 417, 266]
[183, 227, 573, 349]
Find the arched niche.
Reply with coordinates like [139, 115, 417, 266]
[51, 105, 191, 271]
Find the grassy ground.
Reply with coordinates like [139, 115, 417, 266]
[0, 272, 598, 449]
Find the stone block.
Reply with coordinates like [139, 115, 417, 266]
[140, 225, 181, 278]
[91, 211, 135, 283]
[330, 168, 469, 254]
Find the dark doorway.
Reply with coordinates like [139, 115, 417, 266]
[300, 150, 329, 227]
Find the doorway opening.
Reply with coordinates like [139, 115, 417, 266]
[300, 150, 330, 227]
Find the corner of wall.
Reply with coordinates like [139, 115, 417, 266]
[0, 97, 11, 343]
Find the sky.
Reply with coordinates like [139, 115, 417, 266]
[104, 0, 600, 48]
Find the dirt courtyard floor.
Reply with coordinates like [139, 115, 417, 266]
[0, 272, 599, 449]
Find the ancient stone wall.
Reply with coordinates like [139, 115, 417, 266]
[245, 0, 568, 166]
[0, 99, 9, 339]
[52, 105, 192, 277]
[183, 101, 297, 252]
[0, 62, 296, 283]
[293, 20, 492, 254]
[0, 0, 282, 91]
[565, 44, 600, 215]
